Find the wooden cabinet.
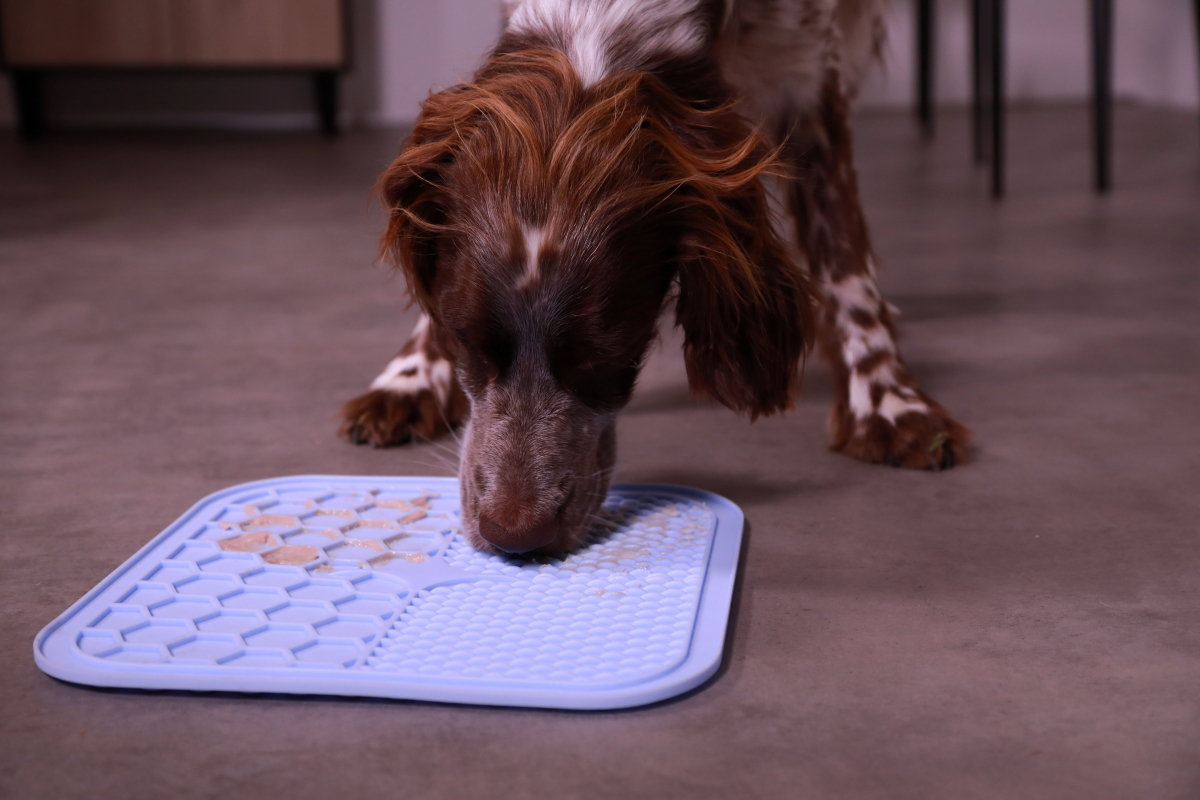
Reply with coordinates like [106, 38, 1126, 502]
[0, 0, 348, 138]
[3, 1, 177, 66]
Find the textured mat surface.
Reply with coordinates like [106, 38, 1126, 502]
[35, 476, 744, 709]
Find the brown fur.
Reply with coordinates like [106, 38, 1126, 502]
[342, 0, 970, 555]
[378, 49, 814, 419]
[338, 320, 469, 447]
[338, 387, 468, 447]
[779, 73, 970, 469]
[367, 46, 816, 553]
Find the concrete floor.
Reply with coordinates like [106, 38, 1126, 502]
[2, 105, 1199, 799]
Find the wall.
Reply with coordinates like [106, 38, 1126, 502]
[858, 0, 1199, 110]
[0, 0, 1196, 130]
[375, 0, 502, 124]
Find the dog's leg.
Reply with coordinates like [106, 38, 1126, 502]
[339, 314, 469, 447]
[785, 76, 969, 469]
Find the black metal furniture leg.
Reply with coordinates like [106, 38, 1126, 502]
[971, 0, 986, 163]
[314, 70, 338, 136]
[1091, 0, 1114, 193]
[990, 0, 1005, 198]
[917, 0, 936, 136]
[1193, 0, 1200, 131]
[12, 70, 47, 142]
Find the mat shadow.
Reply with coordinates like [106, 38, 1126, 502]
[618, 468, 809, 505]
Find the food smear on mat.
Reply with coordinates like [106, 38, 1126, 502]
[342, 539, 388, 553]
[305, 529, 340, 540]
[370, 552, 426, 566]
[217, 532, 278, 552]
[243, 514, 300, 529]
[261, 545, 320, 565]
[354, 519, 396, 529]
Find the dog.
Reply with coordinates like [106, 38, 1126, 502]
[339, 0, 969, 556]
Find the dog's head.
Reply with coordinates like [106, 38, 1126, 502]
[378, 50, 814, 555]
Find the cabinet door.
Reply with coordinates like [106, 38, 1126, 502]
[170, 0, 344, 67]
[0, 0, 344, 67]
[1, 0, 175, 66]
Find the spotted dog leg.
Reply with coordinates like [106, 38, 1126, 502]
[339, 314, 469, 447]
[785, 77, 970, 469]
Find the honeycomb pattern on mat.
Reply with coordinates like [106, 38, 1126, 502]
[71, 482, 717, 685]
[365, 495, 716, 684]
[75, 486, 455, 670]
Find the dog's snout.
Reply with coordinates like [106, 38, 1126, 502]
[478, 513, 559, 554]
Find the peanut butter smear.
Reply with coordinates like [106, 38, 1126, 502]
[218, 532, 279, 552]
[262, 545, 321, 565]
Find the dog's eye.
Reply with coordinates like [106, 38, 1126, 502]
[482, 332, 516, 375]
[560, 360, 638, 412]
[458, 326, 515, 386]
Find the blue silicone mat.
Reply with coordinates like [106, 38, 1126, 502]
[34, 476, 744, 709]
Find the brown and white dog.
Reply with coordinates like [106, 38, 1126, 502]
[340, 0, 969, 555]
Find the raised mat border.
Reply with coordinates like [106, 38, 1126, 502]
[34, 475, 744, 710]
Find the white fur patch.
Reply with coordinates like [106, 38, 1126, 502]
[370, 352, 430, 394]
[506, 0, 708, 87]
[429, 359, 454, 404]
[877, 392, 930, 424]
[842, 324, 894, 368]
[826, 273, 878, 315]
[826, 273, 930, 422]
[369, 315, 452, 402]
[518, 226, 545, 288]
[826, 274, 894, 368]
[848, 371, 874, 419]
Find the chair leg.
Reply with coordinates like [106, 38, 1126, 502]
[314, 70, 339, 136]
[12, 70, 47, 142]
[1091, 0, 1114, 193]
[990, 0, 1005, 198]
[1193, 0, 1200, 131]
[971, 0, 986, 163]
[916, 0, 936, 136]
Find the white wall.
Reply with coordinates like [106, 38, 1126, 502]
[370, 0, 1199, 120]
[375, 0, 503, 124]
[857, 0, 1199, 110]
[0, 0, 1196, 130]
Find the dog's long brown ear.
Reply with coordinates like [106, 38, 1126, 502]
[655, 96, 817, 419]
[376, 86, 473, 310]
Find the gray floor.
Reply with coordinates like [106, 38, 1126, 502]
[2, 105, 1199, 799]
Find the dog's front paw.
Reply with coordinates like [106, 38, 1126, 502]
[831, 389, 970, 470]
[338, 388, 452, 447]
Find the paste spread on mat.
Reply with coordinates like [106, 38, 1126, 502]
[261, 545, 321, 565]
[342, 539, 388, 554]
[217, 532, 278, 552]
[243, 514, 300, 529]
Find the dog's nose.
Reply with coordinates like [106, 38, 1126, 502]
[478, 514, 559, 554]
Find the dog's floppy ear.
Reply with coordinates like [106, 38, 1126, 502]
[376, 86, 473, 311]
[657, 100, 817, 419]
